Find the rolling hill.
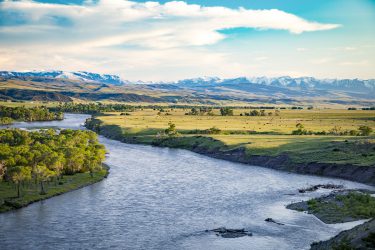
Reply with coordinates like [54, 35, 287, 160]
[0, 71, 374, 107]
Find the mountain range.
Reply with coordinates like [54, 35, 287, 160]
[0, 70, 374, 106]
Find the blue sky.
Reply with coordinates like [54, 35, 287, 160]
[0, 0, 374, 80]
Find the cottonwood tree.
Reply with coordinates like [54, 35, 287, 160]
[9, 166, 32, 197]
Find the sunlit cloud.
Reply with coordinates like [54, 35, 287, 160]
[0, 0, 354, 80]
[0, 0, 340, 49]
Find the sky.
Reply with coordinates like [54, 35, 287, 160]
[0, 0, 374, 81]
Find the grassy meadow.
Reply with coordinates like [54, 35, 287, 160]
[99, 108, 374, 134]
[95, 108, 375, 166]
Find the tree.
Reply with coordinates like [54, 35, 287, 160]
[0, 128, 106, 195]
[220, 107, 233, 116]
[0, 161, 5, 181]
[9, 166, 31, 197]
[190, 108, 199, 115]
[49, 152, 65, 180]
[84, 145, 106, 177]
[249, 110, 260, 116]
[165, 122, 178, 137]
[330, 126, 342, 135]
[207, 126, 221, 134]
[0, 117, 13, 125]
[34, 165, 55, 195]
[296, 123, 304, 130]
[292, 123, 307, 135]
[358, 126, 373, 136]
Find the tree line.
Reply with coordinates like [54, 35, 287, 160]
[50, 103, 135, 114]
[0, 129, 106, 197]
[292, 123, 373, 136]
[0, 106, 63, 124]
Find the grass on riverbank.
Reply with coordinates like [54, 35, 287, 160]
[0, 168, 108, 213]
[92, 108, 375, 167]
[287, 191, 375, 224]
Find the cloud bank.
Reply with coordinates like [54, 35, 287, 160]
[0, 0, 342, 80]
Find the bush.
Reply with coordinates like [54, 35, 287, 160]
[207, 126, 221, 134]
[358, 126, 373, 136]
[220, 107, 233, 116]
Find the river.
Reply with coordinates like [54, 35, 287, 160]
[0, 114, 373, 250]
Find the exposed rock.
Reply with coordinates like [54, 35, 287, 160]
[265, 218, 284, 225]
[298, 184, 344, 193]
[206, 227, 253, 238]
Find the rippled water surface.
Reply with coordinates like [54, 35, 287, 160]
[0, 114, 372, 250]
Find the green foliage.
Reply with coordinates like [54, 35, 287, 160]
[207, 126, 221, 135]
[165, 122, 178, 137]
[0, 105, 63, 122]
[243, 109, 268, 116]
[0, 168, 108, 213]
[0, 129, 106, 195]
[292, 124, 373, 137]
[359, 126, 373, 136]
[306, 192, 375, 223]
[220, 107, 233, 116]
[336, 192, 375, 218]
[292, 123, 309, 135]
[0, 117, 13, 125]
[51, 103, 135, 114]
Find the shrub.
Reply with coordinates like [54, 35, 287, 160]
[358, 126, 373, 136]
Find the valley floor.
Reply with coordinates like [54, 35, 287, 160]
[87, 108, 375, 185]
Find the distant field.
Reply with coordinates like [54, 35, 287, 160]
[96, 108, 375, 166]
[99, 108, 375, 134]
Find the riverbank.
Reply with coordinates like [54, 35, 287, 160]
[310, 219, 375, 249]
[287, 190, 375, 249]
[0, 166, 109, 213]
[287, 190, 375, 224]
[86, 120, 375, 186]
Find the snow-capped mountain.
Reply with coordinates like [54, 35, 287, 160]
[169, 76, 375, 92]
[1, 70, 374, 94]
[0, 70, 125, 85]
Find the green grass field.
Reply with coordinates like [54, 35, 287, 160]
[100, 108, 374, 134]
[95, 108, 375, 166]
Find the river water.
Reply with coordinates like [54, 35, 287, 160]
[0, 114, 372, 250]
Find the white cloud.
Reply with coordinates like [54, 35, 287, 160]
[0, 0, 344, 80]
[1, 0, 340, 49]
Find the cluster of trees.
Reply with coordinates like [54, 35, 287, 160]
[220, 107, 234, 116]
[240, 110, 280, 117]
[0, 106, 63, 123]
[349, 107, 375, 111]
[292, 123, 373, 136]
[50, 103, 135, 114]
[0, 117, 13, 125]
[0, 129, 106, 197]
[185, 107, 214, 116]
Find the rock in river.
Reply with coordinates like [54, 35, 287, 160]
[265, 218, 284, 225]
[206, 227, 253, 238]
